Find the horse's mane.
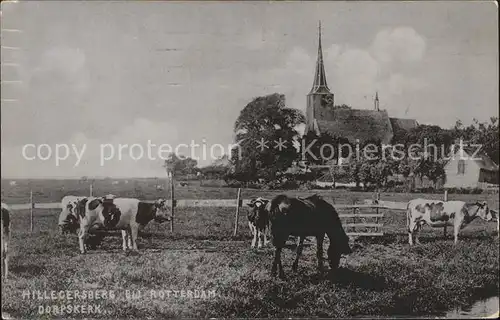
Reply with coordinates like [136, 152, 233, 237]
[269, 194, 290, 212]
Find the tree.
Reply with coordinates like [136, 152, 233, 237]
[231, 93, 305, 182]
[346, 157, 363, 188]
[333, 104, 352, 110]
[163, 153, 198, 177]
[300, 131, 352, 166]
[452, 117, 499, 164]
[201, 155, 232, 180]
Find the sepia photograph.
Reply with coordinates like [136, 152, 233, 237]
[1, 0, 499, 318]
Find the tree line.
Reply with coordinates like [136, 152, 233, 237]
[164, 93, 498, 191]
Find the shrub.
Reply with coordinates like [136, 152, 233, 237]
[446, 187, 459, 194]
[225, 180, 242, 188]
[263, 180, 300, 190]
[470, 187, 484, 194]
[349, 186, 364, 192]
[460, 188, 471, 194]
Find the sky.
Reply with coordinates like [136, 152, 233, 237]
[1, 1, 498, 178]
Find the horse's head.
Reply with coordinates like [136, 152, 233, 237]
[268, 195, 292, 217]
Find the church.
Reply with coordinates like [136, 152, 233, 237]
[304, 23, 418, 144]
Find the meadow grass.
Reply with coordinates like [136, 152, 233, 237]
[2, 178, 499, 208]
[1, 181, 499, 318]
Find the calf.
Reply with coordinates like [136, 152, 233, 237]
[58, 195, 87, 234]
[246, 197, 270, 248]
[2, 203, 11, 279]
[407, 198, 497, 245]
[75, 197, 171, 254]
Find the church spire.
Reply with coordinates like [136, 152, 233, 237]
[310, 21, 330, 94]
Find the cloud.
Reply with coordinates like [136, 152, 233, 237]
[370, 27, 426, 64]
[324, 45, 380, 107]
[385, 74, 427, 96]
[2, 118, 198, 178]
[221, 27, 428, 114]
[0, 24, 432, 178]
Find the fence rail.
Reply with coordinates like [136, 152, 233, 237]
[6, 200, 401, 212]
[4, 184, 409, 237]
[5, 184, 499, 239]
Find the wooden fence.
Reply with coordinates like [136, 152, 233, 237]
[5, 186, 400, 237]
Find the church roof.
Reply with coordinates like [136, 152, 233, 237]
[310, 21, 330, 95]
[316, 109, 394, 144]
[390, 117, 419, 132]
[304, 23, 417, 145]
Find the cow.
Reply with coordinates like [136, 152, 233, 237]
[265, 194, 352, 279]
[407, 198, 498, 245]
[246, 197, 271, 248]
[58, 195, 87, 234]
[2, 203, 11, 279]
[75, 196, 171, 254]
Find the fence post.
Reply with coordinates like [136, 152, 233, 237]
[443, 190, 448, 238]
[376, 192, 380, 227]
[89, 183, 93, 197]
[170, 174, 175, 233]
[30, 190, 34, 232]
[233, 188, 242, 237]
[352, 198, 356, 230]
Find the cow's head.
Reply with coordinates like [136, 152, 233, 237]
[247, 197, 270, 219]
[475, 201, 496, 222]
[66, 198, 83, 216]
[153, 199, 172, 223]
[74, 198, 90, 218]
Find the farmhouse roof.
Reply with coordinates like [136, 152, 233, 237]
[459, 147, 499, 171]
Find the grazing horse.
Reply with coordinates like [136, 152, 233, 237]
[2, 203, 11, 279]
[407, 199, 497, 245]
[267, 194, 352, 279]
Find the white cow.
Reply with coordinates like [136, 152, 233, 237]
[58, 195, 87, 234]
[2, 203, 11, 279]
[75, 197, 171, 254]
[407, 198, 497, 245]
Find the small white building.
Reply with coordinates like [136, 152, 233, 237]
[444, 147, 499, 189]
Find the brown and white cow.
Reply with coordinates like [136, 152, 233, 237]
[407, 198, 497, 245]
[246, 197, 271, 248]
[58, 195, 87, 234]
[2, 203, 11, 279]
[75, 197, 171, 254]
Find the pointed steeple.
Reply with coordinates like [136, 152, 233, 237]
[310, 21, 331, 94]
[374, 91, 380, 111]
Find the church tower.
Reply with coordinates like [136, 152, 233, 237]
[305, 21, 334, 135]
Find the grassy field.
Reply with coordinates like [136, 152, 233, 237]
[1, 179, 499, 318]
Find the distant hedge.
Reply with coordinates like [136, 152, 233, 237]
[224, 180, 488, 195]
